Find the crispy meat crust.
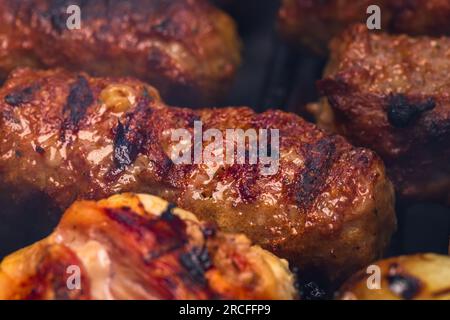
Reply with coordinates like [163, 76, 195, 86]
[279, 0, 450, 54]
[0, 68, 396, 284]
[0, 193, 296, 300]
[0, 0, 241, 106]
[318, 24, 450, 202]
[337, 254, 450, 300]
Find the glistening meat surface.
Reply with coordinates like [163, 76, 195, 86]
[279, 0, 450, 54]
[0, 68, 396, 284]
[0, 193, 297, 300]
[318, 24, 450, 203]
[0, 0, 241, 106]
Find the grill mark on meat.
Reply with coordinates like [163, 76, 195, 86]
[140, 103, 175, 179]
[105, 206, 141, 232]
[112, 97, 152, 171]
[25, 244, 90, 300]
[294, 136, 338, 208]
[387, 263, 422, 300]
[98, 200, 224, 299]
[161, 203, 177, 221]
[113, 120, 138, 170]
[108, 96, 175, 181]
[4, 85, 39, 107]
[104, 206, 188, 263]
[106, 196, 215, 288]
[61, 75, 94, 133]
[387, 94, 436, 128]
[179, 246, 212, 285]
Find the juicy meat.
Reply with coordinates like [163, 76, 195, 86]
[318, 24, 450, 203]
[0, 68, 396, 284]
[337, 254, 450, 300]
[278, 0, 450, 54]
[0, 0, 241, 106]
[0, 193, 297, 300]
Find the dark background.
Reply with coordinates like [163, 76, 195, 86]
[215, 0, 450, 256]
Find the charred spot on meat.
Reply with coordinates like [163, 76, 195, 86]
[4, 85, 38, 107]
[387, 263, 422, 300]
[180, 246, 212, 285]
[62, 76, 94, 131]
[387, 95, 436, 128]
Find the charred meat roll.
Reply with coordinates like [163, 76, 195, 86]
[337, 254, 450, 300]
[279, 0, 450, 54]
[0, 67, 396, 284]
[0, 193, 297, 300]
[0, 0, 241, 106]
[317, 24, 450, 203]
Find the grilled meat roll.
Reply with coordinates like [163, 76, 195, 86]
[317, 24, 450, 203]
[0, 67, 396, 284]
[278, 0, 450, 55]
[0, 0, 241, 106]
[0, 193, 297, 300]
[337, 254, 450, 300]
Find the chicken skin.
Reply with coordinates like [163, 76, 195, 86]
[337, 254, 450, 300]
[0, 0, 241, 106]
[279, 0, 450, 54]
[0, 193, 297, 300]
[318, 25, 450, 203]
[0, 68, 396, 284]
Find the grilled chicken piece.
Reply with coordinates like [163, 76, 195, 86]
[0, 0, 241, 106]
[317, 24, 450, 202]
[337, 254, 450, 300]
[0, 68, 396, 284]
[0, 193, 296, 300]
[278, 0, 450, 55]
